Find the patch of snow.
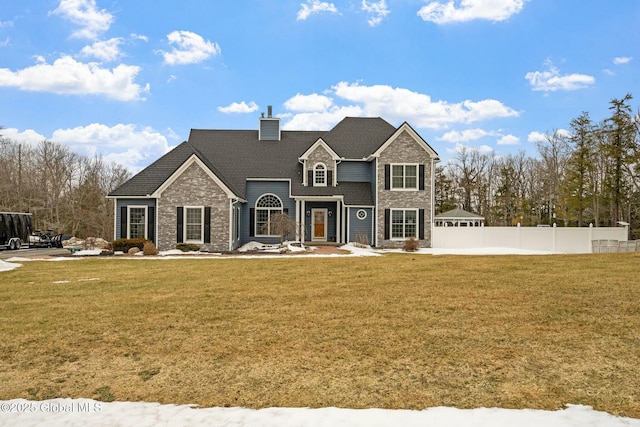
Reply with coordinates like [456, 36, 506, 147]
[159, 249, 186, 256]
[72, 249, 103, 256]
[338, 243, 382, 256]
[0, 399, 637, 427]
[237, 241, 267, 252]
[237, 241, 307, 254]
[0, 259, 21, 272]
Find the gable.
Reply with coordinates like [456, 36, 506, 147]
[299, 138, 340, 161]
[372, 122, 439, 160]
[152, 154, 240, 200]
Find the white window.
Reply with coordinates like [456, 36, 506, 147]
[356, 209, 367, 220]
[314, 163, 327, 186]
[127, 206, 147, 239]
[391, 209, 418, 239]
[256, 194, 283, 236]
[391, 164, 418, 190]
[184, 206, 204, 243]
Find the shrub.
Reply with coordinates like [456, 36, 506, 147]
[403, 237, 419, 252]
[143, 241, 159, 256]
[176, 243, 201, 252]
[112, 238, 148, 253]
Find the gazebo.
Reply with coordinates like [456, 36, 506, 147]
[434, 208, 485, 227]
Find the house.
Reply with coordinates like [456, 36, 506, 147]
[434, 208, 485, 227]
[108, 109, 439, 251]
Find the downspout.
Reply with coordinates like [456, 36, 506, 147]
[228, 198, 234, 252]
[374, 157, 379, 247]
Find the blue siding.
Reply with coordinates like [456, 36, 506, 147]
[348, 207, 374, 245]
[259, 119, 280, 141]
[337, 161, 373, 182]
[242, 181, 294, 244]
[115, 198, 156, 241]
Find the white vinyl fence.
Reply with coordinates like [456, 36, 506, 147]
[432, 224, 629, 254]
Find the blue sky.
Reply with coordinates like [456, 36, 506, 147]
[0, 0, 637, 172]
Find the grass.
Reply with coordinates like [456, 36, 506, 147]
[1, 253, 639, 417]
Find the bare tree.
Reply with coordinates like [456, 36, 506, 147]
[263, 212, 298, 244]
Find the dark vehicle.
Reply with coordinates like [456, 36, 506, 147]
[0, 212, 33, 250]
[0, 212, 66, 250]
[29, 228, 66, 248]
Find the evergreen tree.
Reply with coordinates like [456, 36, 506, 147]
[602, 94, 636, 225]
[562, 112, 596, 226]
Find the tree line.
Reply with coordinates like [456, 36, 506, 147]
[435, 94, 640, 238]
[0, 133, 130, 240]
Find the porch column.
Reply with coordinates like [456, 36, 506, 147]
[336, 200, 342, 244]
[300, 200, 306, 243]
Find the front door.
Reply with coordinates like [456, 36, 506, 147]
[312, 209, 327, 241]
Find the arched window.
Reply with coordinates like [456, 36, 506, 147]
[314, 163, 327, 186]
[255, 194, 283, 236]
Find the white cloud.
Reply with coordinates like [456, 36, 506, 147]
[525, 60, 595, 92]
[160, 31, 221, 65]
[362, 0, 390, 26]
[418, 0, 526, 24]
[51, 123, 174, 172]
[527, 131, 546, 143]
[0, 37, 9, 47]
[0, 55, 149, 101]
[497, 134, 519, 145]
[439, 128, 491, 142]
[50, 0, 114, 40]
[80, 38, 123, 62]
[297, 0, 339, 20]
[280, 82, 518, 131]
[282, 106, 365, 131]
[0, 128, 47, 145]
[527, 129, 570, 143]
[613, 56, 632, 65]
[284, 93, 334, 112]
[446, 142, 493, 155]
[131, 33, 149, 42]
[217, 101, 259, 114]
[331, 81, 518, 128]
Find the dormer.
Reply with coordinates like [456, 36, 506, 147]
[259, 105, 280, 141]
[299, 138, 341, 187]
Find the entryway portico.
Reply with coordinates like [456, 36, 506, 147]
[296, 197, 343, 244]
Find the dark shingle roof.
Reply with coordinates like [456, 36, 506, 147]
[435, 208, 485, 219]
[322, 117, 397, 159]
[109, 117, 396, 201]
[108, 141, 195, 197]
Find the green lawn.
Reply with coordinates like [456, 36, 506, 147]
[1, 253, 639, 417]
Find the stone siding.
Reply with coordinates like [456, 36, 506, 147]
[376, 130, 433, 248]
[306, 145, 335, 185]
[157, 162, 230, 252]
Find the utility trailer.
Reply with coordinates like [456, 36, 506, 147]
[0, 212, 66, 250]
[0, 212, 33, 250]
